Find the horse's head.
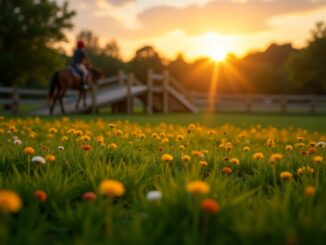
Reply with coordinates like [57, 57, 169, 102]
[89, 68, 103, 84]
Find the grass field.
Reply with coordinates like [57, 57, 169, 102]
[0, 114, 325, 244]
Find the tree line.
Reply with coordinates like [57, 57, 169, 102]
[1, 0, 326, 94]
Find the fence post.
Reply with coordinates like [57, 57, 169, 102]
[91, 84, 97, 114]
[118, 70, 124, 86]
[163, 70, 169, 114]
[147, 69, 153, 115]
[281, 95, 287, 114]
[310, 95, 316, 114]
[127, 73, 134, 114]
[245, 98, 252, 113]
[12, 86, 19, 114]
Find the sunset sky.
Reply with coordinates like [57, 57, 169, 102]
[61, 0, 326, 61]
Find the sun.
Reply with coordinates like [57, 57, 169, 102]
[200, 32, 232, 62]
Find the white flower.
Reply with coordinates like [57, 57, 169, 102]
[146, 191, 162, 201]
[316, 142, 326, 148]
[58, 146, 64, 151]
[13, 139, 22, 145]
[13, 136, 19, 140]
[31, 156, 46, 164]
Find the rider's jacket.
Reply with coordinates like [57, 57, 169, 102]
[72, 48, 87, 65]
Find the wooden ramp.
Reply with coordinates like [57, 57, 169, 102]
[168, 85, 198, 113]
[32, 85, 147, 116]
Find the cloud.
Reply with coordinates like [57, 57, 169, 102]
[105, 0, 134, 6]
[129, 0, 326, 38]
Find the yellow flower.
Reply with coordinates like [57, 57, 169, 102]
[313, 156, 323, 164]
[138, 133, 146, 139]
[305, 186, 316, 197]
[108, 143, 118, 150]
[179, 145, 185, 150]
[61, 136, 68, 142]
[152, 133, 158, 139]
[98, 179, 125, 197]
[285, 145, 293, 151]
[49, 128, 58, 134]
[186, 181, 210, 195]
[181, 155, 191, 162]
[109, 123, 116, 129]
[115, 129, 123, 136]
[199, 161, 208, 168]
[230, 158, 240, 165]
[161, 154, 173, 162]
[80, 135, 91, 142]
[297, 136, 305, 142]
[176, 135, 184, 141]
[243, 146, 250, 152]
[280, 171, 293, 180]
[0, 190, 22, 213]
[266, 138, 275, 147]
[253, 152, 264, 160]
[45, 154, 56, 162]
[162, 138, 169, 144]
[225, 142, 233, 150]
[24, 146, 35, 155]
[297, 166, 314, 174]
[95, 136, 104, 144]
[191, 150, 204, 158]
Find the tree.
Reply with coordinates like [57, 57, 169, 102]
[0, 0, 75, 87]
[129, 45, 164, 82]
[285, 22, 326, 94]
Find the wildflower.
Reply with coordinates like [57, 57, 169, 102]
[310, 141, 316, 147]
[201, 198, 220, 213]
[75, 130, 83, 136]
[191, 150, 204, 158]
[179, 145, 185, 150]
[80, 135, 91, 142]
[297, 136, 305, 142]
[223, 167, 232, 174]
[253, 152, 264, 160]
[308, 147, 317, 154]
[45, 154, 56, 162]
[186, 181, 210, 195]
[24, 146, 35, 155]
[58, 146, 64, 151]
[280, 171, 293, 180]
[108, 143, 117, 150]
[95, 136, 104, 144]
[285, 145, 293, 151]
[297, 166, 314, 174]
[115, 129, 123, 136]
[151, 133, 158, 138]
[199, 161, 208, 168]
[49, 128, 58, 134]
[230, 158, 240, 165]
[162, 138, 169, 144]
[305, 186, 316, 197]
[13, 139, 22, 145]
[82, 192, 97, 201]
[109, 123, 116, 129]
[34, 190, 47, 202]
[176, 135, 184, 141]
[313, 156, 323, 164]
[266, 138, 275, 147]
[243, 146, 250, 152]
[161, 154, 173, 162]
[146, 191, 162, 201]
[182, 155, 191, 162]
[81, 144, 92, 151]
[61, 136, 68, 142]
[0, 190, 22, 213]
[31, 156, 46, 164]
[225, 142, 233, 150]
[138, 133, 146, 139]
[316, 141, 325, 148]
[98, 179, 125, 197]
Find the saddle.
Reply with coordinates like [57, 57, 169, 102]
[68, 65, 82, 79]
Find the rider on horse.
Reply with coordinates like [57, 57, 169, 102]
[71, 40, 89, 90]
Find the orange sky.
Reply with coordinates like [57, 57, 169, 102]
[59, 0, 326, 61]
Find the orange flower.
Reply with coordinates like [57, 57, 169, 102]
[201, 198, 220, 213]
[161, 154, 173, 162]
[82, 192, 97, 201]
[98, 179, 125, 197]
[199, 161, 208, 168]
[34, 190, 47, 202]
[253, 152, 264, 160]
[186, 181, 210, 195]
[181, 155, 191, 162]
[313, 156, 323, 164]
[81, 144, 92, 151]
[24, 146, 35, 155]
[280, 171, 293, 180]
[45, 154, 56, 162]
[305, 186, 316, 197]
[223, 167, 232, 174]
[230, 158, 240, 165]
[0, 190, 22, 213]
[285, 145, 293, 151]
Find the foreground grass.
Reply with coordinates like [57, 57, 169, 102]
[0, 115, 325, 244]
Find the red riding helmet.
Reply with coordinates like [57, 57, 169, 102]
[77, 40, 85, 49]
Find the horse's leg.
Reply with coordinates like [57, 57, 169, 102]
[83, 90, 87, 107]
[76, 92, 81, 109]
[59, 95, 66, 114]
[50, 93, 58, 115]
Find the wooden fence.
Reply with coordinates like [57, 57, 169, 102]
[1, 70, 326, 114]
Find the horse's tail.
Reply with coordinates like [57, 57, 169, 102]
[48, 71, 59, 104]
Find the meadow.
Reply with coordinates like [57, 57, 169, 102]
[0, 114, 325, 244]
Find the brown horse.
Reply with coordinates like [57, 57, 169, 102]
[48, 66, 102, 115]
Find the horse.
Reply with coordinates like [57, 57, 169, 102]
[48, 66, 102, 115]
